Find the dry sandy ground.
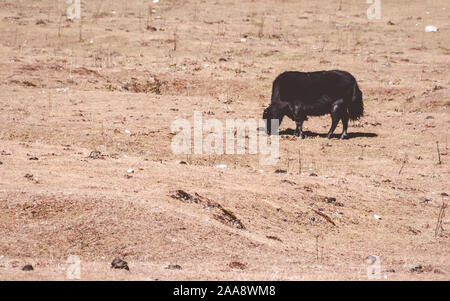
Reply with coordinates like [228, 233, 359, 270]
[0, 0, 449, 280]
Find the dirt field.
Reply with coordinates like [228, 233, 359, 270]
[0, 0, 449, 280]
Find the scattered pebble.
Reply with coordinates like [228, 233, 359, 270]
[374, 214, 382, 220]
[425, 25, 438, 32]
[89, 151, 102, 159]
[166, 264, 182, 270]
[266, 235, 282, 242]
[28, 157, 39, 160]
[325, 197, 336, 203]
[309, 172, 318, 177]
[22, 264, 33, 271]
[176, 160, 188, 165]
[228, 261, 247, 270]
[111, 257, 129, 271]
[127, 168, 134, 173]
[216, 164, 227, 169]
[274, 169, 287, 174]
[410, 265, 423, 273]
[124, 129, 131, 134]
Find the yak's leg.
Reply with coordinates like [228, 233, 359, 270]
[327, 99, 345, 139]
[291, 104, 306, 139]
[294, 119, 305, 139]
[326, 112, 340, 139]
[340, 112, 349, 139]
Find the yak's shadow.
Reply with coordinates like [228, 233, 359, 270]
[277, 128, 377, 139]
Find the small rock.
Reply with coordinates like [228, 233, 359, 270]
[35, 19, 46, 25]
[309, 172, 318, 177]
[387, 20, 395, 25]
[172, 190, 193, 201]
[410, 265, 423, 273]
[386, 269, 396, 273]
[111, 257, 129, 271]
[22, 264, 33, 271]
[124, 129, 131, 134]
[216, 164, 227, 169]
[229, 261, 247, 270]
[89, 151, 102, 159]
[274, 169, 287, 174]
[166, 264, 182, 270]
[373, 214, 382, 220]
[127, 168, 134, 173]
[177, 160, 188, 165]
[325, 197, 336, 203]
[28, 157, 39, 160]
[266, 235, 282, 242]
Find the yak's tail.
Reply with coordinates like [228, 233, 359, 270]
[348, 82, 364, 120]
[270, 77, 281, 104]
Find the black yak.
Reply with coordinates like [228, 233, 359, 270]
[263, 70, 363, 139]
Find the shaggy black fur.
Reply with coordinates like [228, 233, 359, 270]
[263, 70, 363, 139]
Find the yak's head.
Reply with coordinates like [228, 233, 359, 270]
[263, 105, 280, 135]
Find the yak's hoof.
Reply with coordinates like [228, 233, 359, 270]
[294, 131, 305, 139]
[326, 135, 332, 139]
[340, 134, 348, 140]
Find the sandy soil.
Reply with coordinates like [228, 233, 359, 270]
[0, 0, 449, 280]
